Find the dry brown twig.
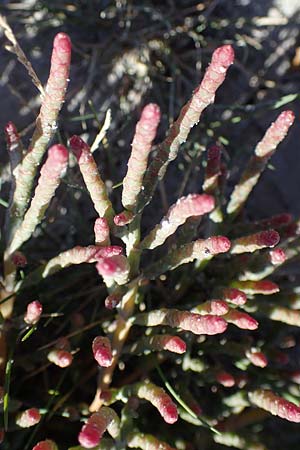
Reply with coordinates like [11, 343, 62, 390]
[0, 13, 44, 95]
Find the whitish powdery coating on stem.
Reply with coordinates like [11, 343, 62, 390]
[8, 144, 68, 254]
[140, 194, 215, 249]
[227, 111, 295, 216]
[231, 280, 279, 295]
[94, 217, 110, 245]
[127, 432, 176, 450]
[12, 33, 71, 220]
[144, 236, 231, 278]
[42, 245, 122, 277]
[137, 45, 234, 213]
[122, 103, 161, 211]
[135, 308, 227, 335]
[192, 299, 229, 316]
[265, 305, 300, 326]
[70, 135, 114, 222]
[249, 389, 300, 422]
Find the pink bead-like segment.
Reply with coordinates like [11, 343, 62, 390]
[211, 45, 235, 68]
[249, 389, 300, 423]
[11, 251, 27, 267]
[78, 423, 101, 449]
[255, 110, 295, 158]
[180, 312, 228, 335]
[151, 390, 178, 424]
[113, 211, 134, 226]
[122, 103, 161, 210]
[269, 248, 286, 265]
[16, 408, 41, 428]
[94, 218, 109, 241]
[222, 288, 247, 306]
[160, 336, 186, 354]
[209, 299, 229, 315]
[207, 236, 231, 254]
[24, 301, 43, 325]
[105, 293, 122, 309]
[216, 371, 235, 387]
[5, 121, 19, 147]
[92, 336, 112, 367]
[225, 310, 258, 330]
[48, 349, 73, 368]
[32, 440, 57, 450]
[247, 351, 268, 368]
[256, 230, 280, 247]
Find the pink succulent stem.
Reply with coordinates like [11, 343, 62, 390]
[192, 299, 229, 316]
[94, 217, 110, 246]
[231, 229, 280, 254]
[135, 381, 178, 424]
[96, 255, 130, 286]
[131, 334, 186, 355]
[8, 144, 68, 254]
[257, 213, 292, 229]
[246, 350, 268, 368]
[122, 103, 161, 211]
[140, 194, 215, 250]
[12, 33, 71, 220]
[227, 111, 295, 216]
[137, 45, 234, 213]
[47, 349, 73, 368]
[16, 408, 41, 428]
[224, 309, 258, 330]
[238, 247, 287, 281]
[113, 210, 134, 226]
[135, 308, 227, 335]
[78, 407, 120, 448]
[127, 432, 176, 450]
[215, 371, 235, 387]
[32, 440, 58, 450]
[41, 244, 122, 277]
[268, 248, 286, 265]
[231, 280, 279, 295]
[24, 301, 43, 325]
[92, 336, 113, 367]
[249, 389, 300, 422]
[144, 236, 231, 278]
[221, 288, 247, 306]
[70, 135, 114, 222]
